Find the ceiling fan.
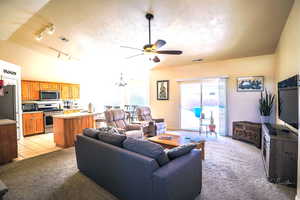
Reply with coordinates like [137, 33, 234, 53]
[121, 13, 183, 63]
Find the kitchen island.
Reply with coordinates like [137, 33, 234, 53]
[53, 112, 97, 148]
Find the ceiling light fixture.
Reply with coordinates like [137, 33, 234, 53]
[115, 73, 128, 87]
[35, 34, 43, 41]
[35, 23, 56, 41]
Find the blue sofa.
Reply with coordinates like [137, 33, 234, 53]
[75, 135, 202, 200]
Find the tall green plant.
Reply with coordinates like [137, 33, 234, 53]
[259, 90, 275, 116]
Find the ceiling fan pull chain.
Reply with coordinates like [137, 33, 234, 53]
[148, 16, 151, 45]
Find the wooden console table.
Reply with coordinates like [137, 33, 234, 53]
[232, 121, 262, 148]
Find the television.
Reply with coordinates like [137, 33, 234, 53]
[278, 75, 299, 129]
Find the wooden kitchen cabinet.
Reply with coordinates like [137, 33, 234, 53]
[0, 121, 17, 164]
[60, 83, 80, 100]
[22, 80, 80, 101]
[72, 84, 80, 100]
[39, 82, 60, 91]
[22, 112, 44, 136]
[21, 80, 40, 101]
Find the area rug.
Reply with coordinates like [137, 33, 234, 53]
[0, 136, 296, 200]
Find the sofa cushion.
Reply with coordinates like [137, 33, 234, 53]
[98, 132, 126, 147]
[167, 143, 197, 160]
[83, 128, 100, 139]
[123, 137, 169, 166]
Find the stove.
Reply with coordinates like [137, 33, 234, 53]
[36, 101, 63, 133]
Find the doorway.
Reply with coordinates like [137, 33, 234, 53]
[180, 78, 228, 136]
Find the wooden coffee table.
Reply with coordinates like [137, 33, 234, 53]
[148, 133, 205, 160]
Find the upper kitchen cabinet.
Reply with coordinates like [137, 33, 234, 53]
[72, 84, 80, 100]
[21, 80, 80, 101]
[60, 84, 80, 100]
[39, 82, 60, 91]
[21, 81, 40, 101]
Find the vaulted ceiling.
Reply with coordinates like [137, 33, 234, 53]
[2, 0, 295, 68]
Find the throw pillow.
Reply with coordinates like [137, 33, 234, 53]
[123, 137, 169, 166]
[97, 127, 119, 134]
[83, 128, 100, 139]
[167, 143, 197, 160]
[97, 132, 126, 147]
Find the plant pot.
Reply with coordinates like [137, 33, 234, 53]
[209, 124, 216, 132]
[260, 116, 270, 124]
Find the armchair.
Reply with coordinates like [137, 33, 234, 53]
[104, 109, 143, 139]
[136, 107, 167, 136]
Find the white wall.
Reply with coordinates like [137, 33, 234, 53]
[150, 54, 276, 135]
[274, 0, 300, 199]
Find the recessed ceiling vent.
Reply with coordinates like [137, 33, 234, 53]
[192, 58, 203, 62]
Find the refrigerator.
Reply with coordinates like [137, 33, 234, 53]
[0, 85, 16, 121]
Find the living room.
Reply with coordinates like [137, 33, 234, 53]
[0, 0, 299, 200]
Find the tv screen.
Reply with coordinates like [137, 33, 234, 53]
[278, 75, 299, 129]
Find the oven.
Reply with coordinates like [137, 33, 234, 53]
[40, 91, 60, 101]
[37, 101, 63, 133]
[44, 110, 63, 133]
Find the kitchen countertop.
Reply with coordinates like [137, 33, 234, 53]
[53, 112, 99, 119]
[22, 111, 43, 114]
[0, 119, 16, 126]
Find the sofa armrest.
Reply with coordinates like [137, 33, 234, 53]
[0, 180, 8, 197]
[152, 150, 202, 200]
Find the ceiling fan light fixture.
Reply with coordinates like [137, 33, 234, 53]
[46, 24, 56, 35]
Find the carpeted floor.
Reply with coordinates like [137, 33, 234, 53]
[0, 136, 296, 200]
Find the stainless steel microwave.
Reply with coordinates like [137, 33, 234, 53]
[40, 91, 60, 100]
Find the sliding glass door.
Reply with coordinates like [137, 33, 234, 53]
[180, 78, 228, 136]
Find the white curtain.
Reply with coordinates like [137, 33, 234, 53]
[218, 78, 228, 136]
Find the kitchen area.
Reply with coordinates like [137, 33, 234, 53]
[20, 80, 95, 159]
[0, 59, 100, 164]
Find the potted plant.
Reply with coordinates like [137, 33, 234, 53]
[259, 90, 275, 123]
[209, 111, 216, 132]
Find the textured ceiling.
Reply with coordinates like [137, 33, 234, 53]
[7, 0, 294, 68]
[0, 0, 49, 40]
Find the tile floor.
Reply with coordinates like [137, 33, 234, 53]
[16, 133, 62, 161]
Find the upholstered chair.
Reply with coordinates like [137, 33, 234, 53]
[136, 106, 167, 136]
[104, 109, 143, 139]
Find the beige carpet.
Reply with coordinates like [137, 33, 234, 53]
[0, 136, 296, 200]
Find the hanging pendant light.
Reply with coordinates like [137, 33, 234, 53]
[115, 73, 128, 87]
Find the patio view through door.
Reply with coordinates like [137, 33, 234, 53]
[180, 78, 228, 136]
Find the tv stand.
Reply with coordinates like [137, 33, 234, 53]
[261, 123, 298, 186]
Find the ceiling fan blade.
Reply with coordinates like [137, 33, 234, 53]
[120, 46, 143, 51]
[125, 53, 144, 59]
[152, 56, 160, 63]
[154, 40, 166, 49]
[156, 50, 183, 55]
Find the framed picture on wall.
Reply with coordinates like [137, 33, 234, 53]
[157, 80, 169, 100]
[237, 76, 264, 92]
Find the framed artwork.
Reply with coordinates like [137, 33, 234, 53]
[237, 76, 264, 92]
[157, 80, 169, 100]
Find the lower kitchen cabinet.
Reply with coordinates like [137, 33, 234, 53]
[0, 121, 17, 164]
[22, 112, 44, 136]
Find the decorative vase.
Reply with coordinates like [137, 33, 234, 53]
[260, 116, 270, 124]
